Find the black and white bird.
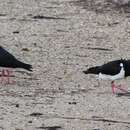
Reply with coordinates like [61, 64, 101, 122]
[83, 59, 130, 94]
[0, 46, 32, 75]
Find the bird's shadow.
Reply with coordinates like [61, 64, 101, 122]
[116, 92, 130, 97]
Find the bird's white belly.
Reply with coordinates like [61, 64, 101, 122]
[98, 67, 125, 81]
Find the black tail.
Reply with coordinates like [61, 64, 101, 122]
[83, 66, 100, 74]
[22, 63, 32, 71]
[16, 61, 33, 71]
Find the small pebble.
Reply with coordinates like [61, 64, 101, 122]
[16, 104, 19, 108]
[28, 120, 32, 123]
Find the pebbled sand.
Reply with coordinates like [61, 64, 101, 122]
[1, 0, 130, 130]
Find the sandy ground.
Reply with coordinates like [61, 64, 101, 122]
[1, 0, 130, 130]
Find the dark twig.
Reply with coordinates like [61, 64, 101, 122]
[32, 15, 66, 20]
[29, 112, 43, 117]
[0, 14, 7, 16]
[80, 47, 113, 51]
[54, 116, 130, 124]
[36, 126, 62, 130]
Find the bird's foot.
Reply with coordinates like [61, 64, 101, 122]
[111, 81, 128, 94]
[115, 84, 128, 93]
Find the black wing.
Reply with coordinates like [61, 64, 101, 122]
[0, 46, 18, 67]
[100, 60, 123, 75]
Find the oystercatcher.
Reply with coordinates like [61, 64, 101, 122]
[83, 59, 130, 94]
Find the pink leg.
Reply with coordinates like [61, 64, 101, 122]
[5, 69, 10, 84]
[0, 70, 3, 83]
[1, 69, 6, 84]
[111, 81, 116, 94]
[0, 69, 14, 84]
[6, 69, 15, 84]
[5, 69, 15, 84]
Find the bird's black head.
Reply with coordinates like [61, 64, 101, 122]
[122, 59, 130, 77]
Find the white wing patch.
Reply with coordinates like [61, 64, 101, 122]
[98, 63, 125, 81]
[120, 63, 123, 67]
